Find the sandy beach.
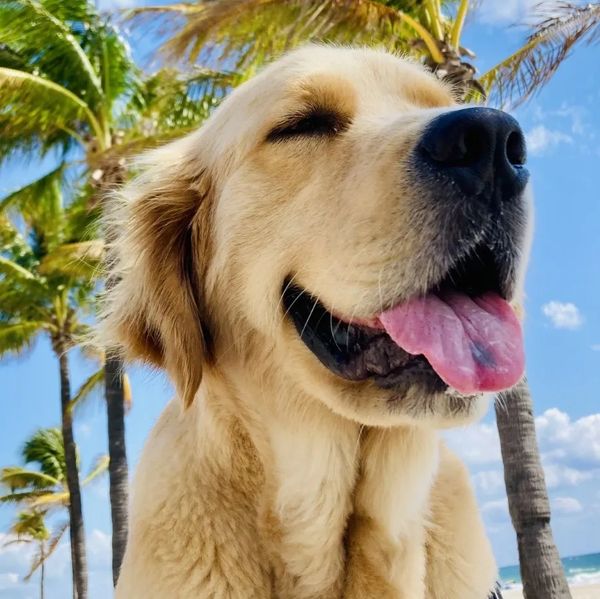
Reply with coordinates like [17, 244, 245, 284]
[503, 584, 600, 599]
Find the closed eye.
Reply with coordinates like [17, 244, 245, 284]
[267, 109, 349, 142]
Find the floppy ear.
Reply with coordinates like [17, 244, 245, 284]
[101, 138, 213, 407]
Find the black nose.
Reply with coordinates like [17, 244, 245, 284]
[418, 107, 528, 201]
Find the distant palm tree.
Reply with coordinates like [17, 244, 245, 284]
[5, 511, 52, 599]
[0, 0, 233, 584]
[0, 428, 108, 599]
[0, 173, 102, 599]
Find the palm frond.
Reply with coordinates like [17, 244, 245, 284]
[10, 510, 50, 541]
[0, 256, 38, 282]
[0, 0, 103, 102]
[480, 2, 600, 108]
[95, 20, 142, 111]
[82, 455, 109, 485]
[0, 164, 66, 248]
[0, 283, 53, 324]
[39, 0, 97, 24]
[0, 214, 31, 259]
[123, 371, 132, 410]
[0, 67, 103, 162]
[22, 428, 66, 481]
[69, 366, 105, 414]
[0, 321, 46, 357]
[125, 67, 237, 137]
[128, 1, 433, 70]
[9, 510, 49, 541]
[39, 240, 104, 279]
[0, 42, 29, 71]
[1, 467, 60, 491]
[62, 186, 102, 243]
[29, 490, 69, 508]
[24, 520, 68, 582]
[0, 489, 53, 504]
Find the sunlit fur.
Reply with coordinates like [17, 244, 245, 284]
[100, 46, 519, 598]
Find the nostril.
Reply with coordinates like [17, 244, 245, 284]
[506, 130, 526, 166]
[425, 124, 489, 168]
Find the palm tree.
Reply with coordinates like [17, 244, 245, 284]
[131, 1, 600, 106]
[5, 511, 52, 599]
[496, 380, 572, 599]
[1, 428, 108, 599]
[0, 172, 102, 599]
[129, 2, 600, 597]
[0, 0, 232, 583]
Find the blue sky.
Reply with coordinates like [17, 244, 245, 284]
[1, 1, 600, 597]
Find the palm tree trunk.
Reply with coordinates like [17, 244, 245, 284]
[496, 378, 571, 599]
[102, 162, 129, 585]
[105, 351, 128, 585]
[58, 348, 88, 599]
[40, 542, 45, 599]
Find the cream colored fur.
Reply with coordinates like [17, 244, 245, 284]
[101, 46, 518, 599]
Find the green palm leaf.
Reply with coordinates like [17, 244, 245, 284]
[0, 490, 53, 504]
[0, 321, 46, 356]
[94, 20, 142, 110]
[0, 67, 104, 161]
[9, 510, 49, 541]
[22, 428, 66, 481]
[128, 1, 437, 70]
[69, 366, 105, 414]
[480, 2, 600, 108]
[29, 490, 70, 507]
[0, 164, 64, 223]
[1, 467, 60, 491]
[0, 256, 38, 282]
[82, 455, 109, 485]
[0, 0, 103, 101]
[39, 240, 104, 278]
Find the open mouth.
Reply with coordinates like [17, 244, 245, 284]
[282, 240, 525, 396]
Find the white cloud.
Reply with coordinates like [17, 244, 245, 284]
[482, 498, 509, 513]
[0, 572, 20, 592]
[542, 301, 583, 330]
[552, 496, 583, 514]
[481, 498, 511, 525]
[452, 408, 600, 468]
[536, 409, 600, 464]
[473, 469, 505, 494]
[445, 422, 501, 465]
[543, 464, 593, 489]
[592, 344, 600, 352]
[0, 532, 35, 564]
[88, 529, 112, 569]
[448, 408, 600, 495]
[526, 125, 573, 156]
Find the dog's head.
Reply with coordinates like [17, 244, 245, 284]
[102, 46, 532, 428]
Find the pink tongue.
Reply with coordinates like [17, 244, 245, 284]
[378, 292, 524, 394]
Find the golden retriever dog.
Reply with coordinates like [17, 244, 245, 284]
[101, 46, 532, 599]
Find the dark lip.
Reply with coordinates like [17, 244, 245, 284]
[281, 281, 447, 392]
[281, 237, 515, 392]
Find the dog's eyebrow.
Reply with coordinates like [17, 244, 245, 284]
[266, 104, 351, 142]
[266, 75, 356, 142]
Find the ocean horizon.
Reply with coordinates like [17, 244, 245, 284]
[499, 552, 600, 590]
